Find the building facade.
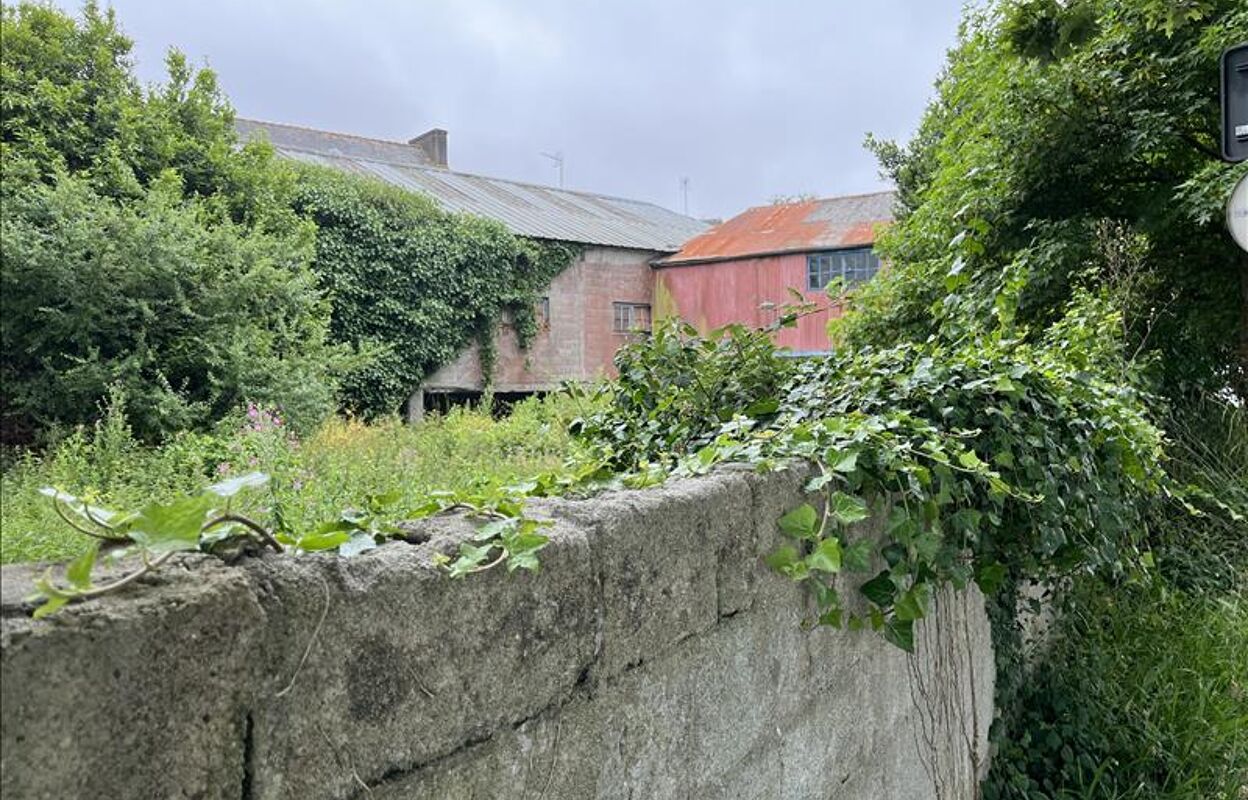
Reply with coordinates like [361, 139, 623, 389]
[653, 192, 895, 354]
[236, 119, 707, 416]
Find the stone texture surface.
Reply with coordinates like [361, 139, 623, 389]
[1, 468, 994, 800]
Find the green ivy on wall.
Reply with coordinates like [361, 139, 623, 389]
[290, 165, 579, 417]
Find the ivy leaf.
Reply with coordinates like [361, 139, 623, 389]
[473, 518, 516, 541]
[828, 492, 869, 525]
[295, 530, 351, 552]
[778, 504, 818, 539]
[883, 618, 916, 653]
[975, 561, 1008, 594]
[860, 572, 897, 606]
[765, 545, 809, 580]
[843, 539, 874, 573]
[127, 495, 212, 553]
[339, 532, 378, 558]
[894, 583, 932, 622]
[831, 451, 859, 473]
[805, 537, 843, 573]
[447, 543, 494, 578]
[205, 472, 269, 498]
[65, 543, 98, 591]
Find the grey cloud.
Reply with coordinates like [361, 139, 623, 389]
[71, 0, 962, 219]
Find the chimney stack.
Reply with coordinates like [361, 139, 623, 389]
[409, 128, 447, 168]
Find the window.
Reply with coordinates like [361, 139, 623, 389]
[535, 296, 551, 329]
[613, 302, 651, 333]
[807, 247, 880, 291]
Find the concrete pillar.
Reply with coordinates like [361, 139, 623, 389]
[406, 389, 425, 424]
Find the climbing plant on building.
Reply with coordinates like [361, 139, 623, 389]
[290, 165, 579, 418]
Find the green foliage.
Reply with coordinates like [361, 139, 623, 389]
[289, 165, 578, 417]
[572, 319, 794, 469]
[852, 0, 1248, 400]
[0, 1, 338, 443]
[1, 392, 589, 565]
[576, 292, 1167, 649]
[1, 173, 340, 441]
[984, 580, 1248, 800]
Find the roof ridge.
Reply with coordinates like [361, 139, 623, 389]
[237, 117, 693, 218]
[235, 116, 422, 150]
[735, 189, 896, 216]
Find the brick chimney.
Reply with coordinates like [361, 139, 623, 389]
[409, 128, 447, 168]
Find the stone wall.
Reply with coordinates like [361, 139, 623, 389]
[0, 467, 994, 799]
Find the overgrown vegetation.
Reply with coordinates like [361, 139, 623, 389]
[0, 1, 578, 443]
[3, 0, 1245, 796]
[0, 390, 587, 566]
[290, 166, 578, 417]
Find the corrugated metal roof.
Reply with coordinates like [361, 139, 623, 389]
[236, 118, 708, 252]
[656, 191, 895, 265]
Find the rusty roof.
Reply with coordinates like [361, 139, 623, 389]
[236, 118, 707, 253]
[655, 191, 895, 266]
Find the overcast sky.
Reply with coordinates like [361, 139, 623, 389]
[74, 1, 965, 220]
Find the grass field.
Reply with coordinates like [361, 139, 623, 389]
[0, 393, 590, 564]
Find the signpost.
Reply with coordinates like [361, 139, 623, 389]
[1222, 43, 1248, 254]
[1222, 43, 1248, 163]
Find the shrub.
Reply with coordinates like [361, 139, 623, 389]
[1, 173, 340, 441]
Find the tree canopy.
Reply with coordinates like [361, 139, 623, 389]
[850, 0, 1248, 400]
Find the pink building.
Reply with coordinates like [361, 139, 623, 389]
[654, 192, 895, 353]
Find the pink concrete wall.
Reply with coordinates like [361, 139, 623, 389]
[424, 246, 657, 391]
[654, 253, 840, 353]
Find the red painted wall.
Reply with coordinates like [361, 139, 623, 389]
[654, 253, 840, 352]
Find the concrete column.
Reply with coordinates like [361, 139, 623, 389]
[406, 389, 425, 423]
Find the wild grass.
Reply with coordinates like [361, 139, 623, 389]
[0, 392, 592, 564]
[991, 397, 1248, 799]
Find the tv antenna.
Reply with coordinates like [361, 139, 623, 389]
[680, 176, 690, 215]
[540, 151, 564, 188]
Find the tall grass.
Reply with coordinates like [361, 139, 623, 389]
[989, 397, 1248, 799]
[0, 392, 592, 564]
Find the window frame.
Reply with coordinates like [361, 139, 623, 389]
[612, 301, 652, 334]
[806, 247, 881, 292]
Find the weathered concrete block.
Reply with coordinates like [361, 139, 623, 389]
[550, 471, 752, 680]
[0, 470, 995, 800]
[0, 557, 264, 800]
[242, 517, 597, 799]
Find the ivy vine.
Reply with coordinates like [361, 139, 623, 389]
[290, 165, 578, 416]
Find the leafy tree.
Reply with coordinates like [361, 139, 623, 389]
[0, 2, 338, 442]
[848, 0, 1248, 400]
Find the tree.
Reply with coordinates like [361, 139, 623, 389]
[846, 0, 1248, 400]
[0, 2, 340, 442]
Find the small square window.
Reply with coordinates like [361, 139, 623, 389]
[613, 302, 651, 333]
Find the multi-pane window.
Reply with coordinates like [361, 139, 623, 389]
[807, 247, 880, 291]
[613, 302, 652, 333]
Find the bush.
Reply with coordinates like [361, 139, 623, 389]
[1, 173, 340, 441]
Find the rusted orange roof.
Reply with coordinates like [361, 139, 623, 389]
[658, 191, 895, 265]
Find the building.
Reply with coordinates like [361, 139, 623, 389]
[235, 119, 708, 416]
[653, 192, 895, 354]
